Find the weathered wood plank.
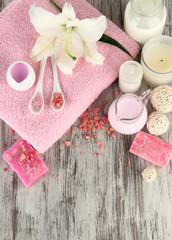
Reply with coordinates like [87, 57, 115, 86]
[0, 0, 172, 240]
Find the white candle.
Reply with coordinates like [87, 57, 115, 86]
[141, 35, 172, 86]
[119, 61, 143, 93]
[124, 0, 166, 45]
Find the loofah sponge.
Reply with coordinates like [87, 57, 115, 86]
[150, 85, 172, 113]
[146, 111, 169, 136]
[141, 166, 157, 183]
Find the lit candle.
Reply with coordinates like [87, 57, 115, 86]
[141, 35, 172, 86]
[119, 60, 143, 93]
[124, 0, 167, 45]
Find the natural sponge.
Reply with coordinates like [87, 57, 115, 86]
[141, 166, 157, 183]
[150, 85, 172, 113]
[146, 111, 169, 136]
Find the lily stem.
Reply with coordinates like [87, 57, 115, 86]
[50, 0, 62, 12]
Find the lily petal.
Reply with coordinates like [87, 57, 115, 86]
[62, 2, 76, 20]
[30, 35, 56, 61]
[70, 30, 84, 57]
[29, 5, 66, 35]
[75, 16, 107, 42]
[55, 29, 82, 74]
[83, 41, 105, 65]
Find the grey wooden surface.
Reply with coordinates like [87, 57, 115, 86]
[0, 0, 172, 240]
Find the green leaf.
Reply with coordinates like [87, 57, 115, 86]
[99, 34, 134, 59]
[49, 0, 134, 59]
[50, 0, 62, 12]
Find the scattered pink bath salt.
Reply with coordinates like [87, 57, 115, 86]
[93, 100, 98, 105]
[97, 153, 101, 157]
[31, 93, 43, 111]
[2, 139, 49, 187]
[96, 140, 101, 145]
[104, 174, 107, 177]
[69, 162, 71, 166]
[94, 153, 97, 156]
[81, 152, 84, 155]
[128, 161, 131, 165]
[12, 139, 16, 143]
[66, 127, 71, 134]
[64, 141, 71, 147]
[52, 93, 63, 109]
[85, 135, 90, 140]
[60, 149, 63, 152]
[4, 168, 7, 172]
[78, 100, 116, 140]
[100, 145, 105, 150]
[9, 128, 14, 134]
[53, 174, 57, 178]
[113, 91, 118, 95]
[112, 133, 116, 138]
[0, 144, 5, 149]
[102, 101, 108, 106]
[118, 158, 121, 161]
[76, 145, 80, 149]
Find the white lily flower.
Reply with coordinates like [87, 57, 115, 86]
[29, 2, 107, 75]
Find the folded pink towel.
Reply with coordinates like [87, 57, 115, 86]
[0, 0, 140, 153]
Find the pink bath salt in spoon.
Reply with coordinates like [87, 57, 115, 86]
[50, 55, 65, 112]
[29, 59, 46, 114]
[52, 93, 63, 109]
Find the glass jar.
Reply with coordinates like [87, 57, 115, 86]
[124, 0, 167, 45]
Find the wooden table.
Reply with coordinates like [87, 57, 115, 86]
[0, 0, 172, 239]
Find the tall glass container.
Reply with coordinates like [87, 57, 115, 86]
[124, 0, 167, 45]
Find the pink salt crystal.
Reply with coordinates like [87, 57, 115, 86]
[2, 139, 49, 187]
[9, 128, 14, 134]
[0, 144, 5, 149]
[113, 91, 118, 95]
[76, 145, 79, 149]
[52, 93, 63, 109]
[94, 153, 97, 156]
[81, 152, 84, 155]
[66, 128, 71, 134]
[97, 140, 101, 145]
[85, 135, 90, 140]
[100, 145, 105, 150]
[102, 101, 108, 106]
[129, 131, 172, 168]
[60, 149, 63, 152]
[64, 141, 71, 147]
[97, 153, 101, 157]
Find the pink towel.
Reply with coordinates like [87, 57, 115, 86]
[0, 0, 140, 153]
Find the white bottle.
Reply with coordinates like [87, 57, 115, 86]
[124, 0, 167, 45]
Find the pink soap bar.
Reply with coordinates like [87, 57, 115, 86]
[2, 139, 49, 187]
[129, 131, 172, 168]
